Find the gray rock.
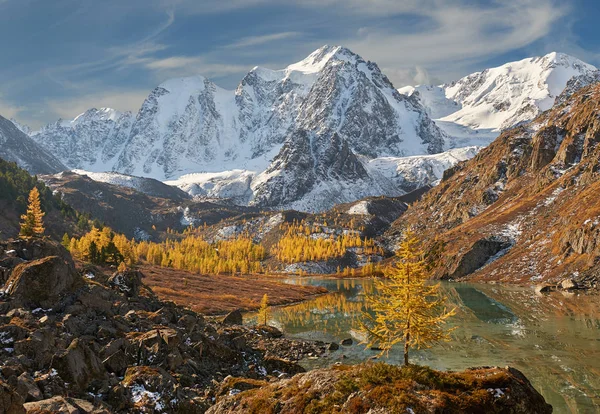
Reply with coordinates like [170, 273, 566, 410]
[222, 309, 243, 326]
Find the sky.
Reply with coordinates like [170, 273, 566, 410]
[0, 0, 599, 129]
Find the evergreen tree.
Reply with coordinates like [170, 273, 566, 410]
[89, 241, 99, 264]
[361, 231, 455, 365]
[258, 294, 271, 326]
[19, 187, 45, 238]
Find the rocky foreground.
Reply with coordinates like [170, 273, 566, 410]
[0, 239, 551, 413]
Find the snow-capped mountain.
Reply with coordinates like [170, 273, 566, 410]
[27, 45, 451, 210]
[0, 115, 66, 174]
[111, 46, 445, 180]
[31, 108, 134, 171]
[399, 52, 597, 147]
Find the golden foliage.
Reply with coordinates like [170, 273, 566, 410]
[272, 221, 382, 265]
[19, 187, 45, 238]
[361, 231, 455, 365]
[258, 293, 270, 326]
[136, 235, 265, 275]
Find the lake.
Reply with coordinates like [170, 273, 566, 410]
[246, 277, 600, 413]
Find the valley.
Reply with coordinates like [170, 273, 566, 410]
[1, 22, 600, 412]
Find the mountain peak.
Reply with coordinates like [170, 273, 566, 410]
[157, 75, 210, 93]
[286, 45, 360, 74]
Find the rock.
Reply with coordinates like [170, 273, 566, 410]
[5, 256, 79, 308]
[341, 338, 353, 346]
[328, 342, 339, 351]
[262, 356, 305, 376]
[103, 350, 128, 376]
[222, 309, 243, 325]
[6, 239, 73, 265]
[107, 270, 144, 297]
[122, 366, 178, 412]
[207, 364, 552, 414]
[257, 325, 283, 338]
[535, 284, 555, 294]
[51, 338, 107, 390]
[23, 396, 111, 413]
[125, 328, 181, 367]
[13, 327, 58, 369]
[558, 278, 578, 290]
[447, 239, 512, 279]
[0, 380, 25, 414]
[216, 376, 267, 398]
[15, 372, 42, 402]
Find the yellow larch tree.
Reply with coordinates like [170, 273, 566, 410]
[19, 187, 45, 238]
[360, 230, 455, 366]
[258, 293, 271, 326]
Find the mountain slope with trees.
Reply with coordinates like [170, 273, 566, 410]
[389, 82, 600, 287]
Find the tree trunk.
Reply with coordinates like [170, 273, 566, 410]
[404, 329, 410, 365]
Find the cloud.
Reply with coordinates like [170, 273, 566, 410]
[143, 56, 251, 79]
[225, 32, 302, 49]
[328, 0, 567, 86]
[155, 0, 268, 14]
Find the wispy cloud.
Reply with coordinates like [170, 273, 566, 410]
[142, 56, 251, 79]
[225, 32, 302, 49]
[338, 0, 568, 86]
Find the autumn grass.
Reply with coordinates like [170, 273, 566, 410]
[219, 363, 522, 414]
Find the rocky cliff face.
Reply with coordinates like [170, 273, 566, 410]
[0, 116, 66, 175]
[251, 130, 398, 211]
[389, 82, 600, 285]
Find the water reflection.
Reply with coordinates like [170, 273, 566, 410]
[246, 278, 600, 413]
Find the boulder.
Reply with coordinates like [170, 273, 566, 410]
[107, 270, 144, 297]
[341, 338, 353, 346]
[558, 278, 578, 290]
[0, 380, 25, 414]
[222, 309, 243, 325]
[23, 396, 110, 413]
[257, 325, 283, 338]
[328, 342, 339, 351]
[5, 256, 79, 308]
[51, 338, 107, 390]
[15, 372, 42, 402]
[122, 366, 177, 412]
[3, 239, 73, 266]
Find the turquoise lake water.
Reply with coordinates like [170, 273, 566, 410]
[247, 277, 600, 413]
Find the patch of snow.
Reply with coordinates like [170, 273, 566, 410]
[487, 388, 506, 398]
[348, 201, 370, 215]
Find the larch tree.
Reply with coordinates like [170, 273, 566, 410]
[360, 230, 455, 366]
[258, 294, 271, 326]
[19, 187, 45, 238]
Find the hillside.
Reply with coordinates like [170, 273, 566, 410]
[389, 82, 600, 287]
[0, 116, 66, 175]
[41, 171, 260, 240]
[0, 158, 77, 240]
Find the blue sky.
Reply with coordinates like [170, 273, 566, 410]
[0, 0, 598, 128]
